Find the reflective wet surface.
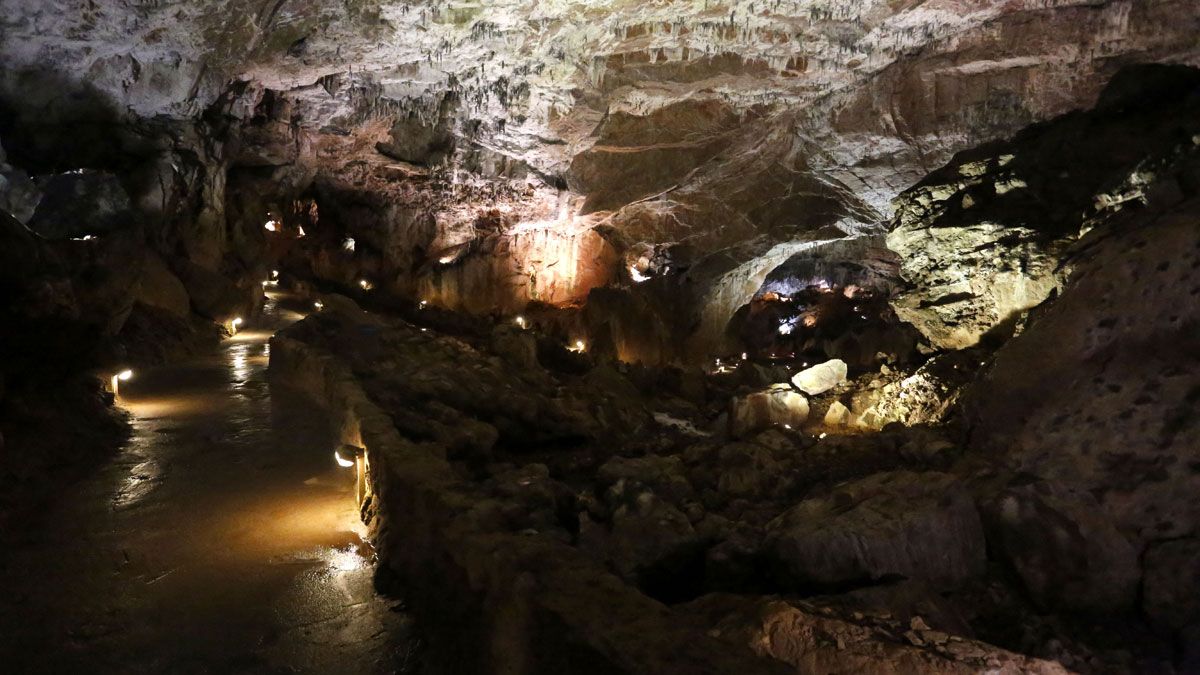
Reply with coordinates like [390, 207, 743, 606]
[0, 293, 418, 674]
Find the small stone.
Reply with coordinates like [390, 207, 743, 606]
[824, 401, 850, 426]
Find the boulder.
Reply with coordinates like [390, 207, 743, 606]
[978, 479, 1140, 613]
[729, 384, 808, 438]
[597, 454, 694, 504]
[767, 471, 985, 588]
[823, 400, 850, 426]
[134, 253, 190, 317]
[51, 230, 145, 336]
[715, 442, 784, 500]
[580, 488, 700, 582]
[790, 359, 847, 396]
[173, 260, 253, 323]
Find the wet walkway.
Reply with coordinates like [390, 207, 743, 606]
[0, 292, 418, 674]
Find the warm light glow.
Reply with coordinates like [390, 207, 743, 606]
[314, 301, 325, 311]
[297, 226, 306, 237]
[741, 352, 748, 361]
[438, 255, 455, 264]
[271, 270, 279, 279]
[803, 315, 817, 327]
[418, 300, 428, 309]
[358, 279, 373, 290]
[110, 369, 133, 397]
[515, 315, 527, 329]
[264, 220, 278, 232]
[342, 237, 356, 253]
[334, 451, 355, 468]
[232, 317, 244, 327]
[569, 339, 586, 353]
[629, 265, 650, 283]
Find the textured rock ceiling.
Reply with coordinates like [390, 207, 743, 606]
[6, 1, 1198, 193]
[3, 0, 1199, 358]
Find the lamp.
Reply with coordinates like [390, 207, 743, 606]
[110, 369, 133, 397]
[335, 444, 368, 505]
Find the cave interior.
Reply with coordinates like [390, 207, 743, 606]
[1, 1, 1199, 673]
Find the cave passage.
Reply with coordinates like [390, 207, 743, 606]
[0, 292, 417, 674]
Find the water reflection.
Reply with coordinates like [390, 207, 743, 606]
[0, 291, 417, 672]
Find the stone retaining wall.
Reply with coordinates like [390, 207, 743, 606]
[269, 335, 787, 675]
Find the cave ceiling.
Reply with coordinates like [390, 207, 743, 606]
[2, 0, 1199, 356]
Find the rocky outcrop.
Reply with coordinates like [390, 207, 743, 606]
[965, 194, 1200, 613]
[173, 260, 259, 325]
[978, 480, 1141, 613]
[27, 171, 136, 240]
[850, 350, 981, 431]
[269, 318, 791, 675]
[887, 65, 1200, 349]
[687, 595, 1071, 675]
[134, 253, 191, 318]
[767, 471, 986, 590]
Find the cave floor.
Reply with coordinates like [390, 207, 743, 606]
[0, 292, 419, 674]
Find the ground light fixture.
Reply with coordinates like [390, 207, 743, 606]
[313, 300, 325, 311]
[110, 369, 133, 397]
[358, 279, 373, 291]
[335, 444, 368, 505]
[264, 220, 278, 232]
[229, 317, 244, 335]
[515, 315, 527, 329]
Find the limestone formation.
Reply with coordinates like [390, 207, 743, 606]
[790, 359, 847, 396]
[729, 384, 809, 438]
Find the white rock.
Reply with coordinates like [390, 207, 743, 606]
[729, 384, 808, 438]
[824, 401, 850, 426]
[790, 359, 848, 396]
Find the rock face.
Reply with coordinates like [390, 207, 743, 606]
[888, 65, 1200, 349]
[134, 253, 191, 318]
[966, 196, 1200, 613]
[979, 480, 1141, 613]
[767, 471, 986, 589]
